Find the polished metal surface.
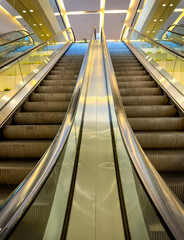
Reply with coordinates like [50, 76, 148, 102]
[126, 41, 184, 112]
[42, 29, 96, 240]
[0, 29, 92, 239]
[101, 29, 184, 239]
[66, 41, 124, 240]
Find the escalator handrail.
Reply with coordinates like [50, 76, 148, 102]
[0, 30, 29, 38]
[0, 27, 96, 240]
[123, 26, 184, 58]
[0, 27, 75, 70]
[161, 28, 184, 37]
[102, 28, 184, 239]
[0, 32, 35, 48]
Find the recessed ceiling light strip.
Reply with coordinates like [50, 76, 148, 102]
[99, 0, 106, 33]
[57, 0, 71, 28]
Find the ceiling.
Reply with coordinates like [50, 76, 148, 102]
[0, 0, 183, 41]
[59, 0, 135, 40]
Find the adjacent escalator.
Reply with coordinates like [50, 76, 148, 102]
[0, 31, 37, 65]
[108, 42, 184, 203]
[0, 43, 87, 205]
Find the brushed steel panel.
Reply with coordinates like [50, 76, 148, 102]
[67, 41, 124, 240]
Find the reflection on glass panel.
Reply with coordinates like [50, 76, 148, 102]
[0, 29, 71, 109]
[155, 28, 183, 54]
[0, 33, 39, 66]
[128, 28, 184, 94]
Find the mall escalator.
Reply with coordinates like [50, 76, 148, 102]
[0, 31, 37, 65]
[0, 42, 87, 205]
[0, 28, 184, 240]
[108, 41, 184, 203]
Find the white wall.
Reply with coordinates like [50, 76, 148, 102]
[0, 5, 25, 34]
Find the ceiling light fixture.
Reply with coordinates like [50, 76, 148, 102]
[33, 24, 37, 26]
[153, 19, 157, 22]
[22, 10, 26, 13]
[39, 23, 43, 26]
[15, 15, 22, 19]
[41, 34, 44, 36]
[169, 4, 173, 7]
[147, 31, 150, 33]
[46, 34, 49, 36]
[174, 9, 184, 12]
[162, 4, 166, 7]
[30, 9, 34, 12]
[104, 10, 127, 14]
[160, 19, 163, 21]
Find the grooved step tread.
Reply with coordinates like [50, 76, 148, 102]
[3, 125, 60, 139]
[120, 87, 162, 96]
[144, 149, 184, 171]
[125, 105, 177, 117]
[30, 93, 72, 101]
[41, 80, 76, 86]
[23, 101, 69, 112]
[118, 81, 156, 88]
[14, 112, 65, 124]
[128, 117, 184, 130]
[135, 131, 184, 148]
[122, 95, 168, 106]
[0, 140, 51, 158]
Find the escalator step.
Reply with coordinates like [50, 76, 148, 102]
[30, 93, 72, 101]
[41, 80, 76, 86]
[0, 160, 37, 184]
[45, 74, 78, 80]
[0, 140, 51, 158]
[122, 96, 168, 106]
[144, 149, 184, 171]
[128, 117, 184, 130]
[36, 86, 74, 93]
[3, 125, 60, 139]
[160, 172, 184, 202]
[135, 131, 184, 148]
[113, 62, 142, 67]
[124, 105, 177, 117]
[113, 66, 144, 71]
[49, 70, 79, 75]
[118, 81, 156, 88]
[23, 101, 69, 112]
[14, 112, 65, 124]
[117, 75, 152, 82]
[115, 71, 148, 76]
[120, 87, 162, 96]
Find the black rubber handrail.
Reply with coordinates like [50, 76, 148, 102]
[124, 27, 184, 58]
[0, 27, 75, 70]
[0, 32, 35, 48]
